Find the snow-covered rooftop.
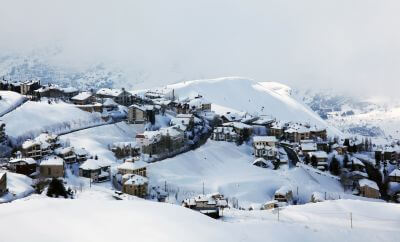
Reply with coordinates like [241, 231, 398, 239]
[9, 158, 36, 165]
[40, 156, 64, 166]
[253, 136, 277, 143]
[358, 179, 379, 190]
[124, 174, 148, 186]
[118, 160, 148, 171]
[96, 88, 124, 97]
[71, 92, 93, 101]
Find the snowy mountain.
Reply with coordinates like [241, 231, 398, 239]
[295, 89, 400, 142]
[0, 49, 130, 90]
[159, 77, 342, 136]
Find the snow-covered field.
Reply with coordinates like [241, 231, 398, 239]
[0, 197, 397, 242]
[149, 141, 365, 206]
[59, 122, 137, 164]
[0, 90, 26, 116]
[2, 100, 104, 140]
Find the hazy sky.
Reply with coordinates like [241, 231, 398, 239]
[1, 0, 399, 96]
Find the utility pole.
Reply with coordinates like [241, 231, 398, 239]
[202, 182, 205, 195]
[350, 212, 353, 229]
[165, 181, 167, 192]
[277, 207, 280, 222]
[324, 192, 327, 200]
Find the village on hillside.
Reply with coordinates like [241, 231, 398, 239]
[0, 79, 399, 218]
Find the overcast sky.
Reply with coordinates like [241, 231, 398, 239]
[0, 0, 399, 96]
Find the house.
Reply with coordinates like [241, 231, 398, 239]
[308, 151, 328, 171]
[253, 136, 277, 148]
[111, 142, 140, 159]
[254, 145, 278, 160]
[284, 124, 311, 143]
[117, 159, 147, 177]
[310, 127, 327, 141]
[55, 147, 76, 164]
[102, 98, 119, 111]
[187, 96, 211, 112]
[389, 169, 400, 183]
[182, 194, 221, 219]
[358, 179, 380, 199]
[0, 173, 7, 195]
[75, 148, 89, 163]
[79, 159, 111, 182]
[8, 158, 37, 176]
[222, 122, 252, 137]
[300, 141, 317, 156]
[136, 131, 162, 155]
[39, 156, 65, 178]
[274, 186, 293, 203]
[121, 174, 148, 198]
[136, 127, 185, 157]
[71, 92, 94, 105]
[127, 104, 155, 124]
[262, 200, 278, 210]
[170, 114, 195, 131]
[20, 80, 41, 95]
[269, 122, 285, 138]
[61, 87, 79, 99]
[252, 157, 271, 168]
[35, 132, 59, 150]
[96, 88, 132, 106]
[211, 126, 238, 142]
[21, 140, 42, 160]
[221, 112, 242, 123]
[34, 85, 67, 99]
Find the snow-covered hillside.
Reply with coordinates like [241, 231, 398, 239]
[0, 197, 397, 242]
[59, 122, 138, 164]
[149, 141, 366, 206]
[0, 91, 26, 116]
[2, 100, 104, 141]
[296, 88, 400, 142]
[161, 77, 341, 136]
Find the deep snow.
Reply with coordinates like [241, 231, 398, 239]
[0, 197, 397, 242]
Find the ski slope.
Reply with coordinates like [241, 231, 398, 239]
[164, 77, 341, 136]
[0, 197, 396, 242]
[148, 141, 362, 206]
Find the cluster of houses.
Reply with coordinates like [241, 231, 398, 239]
[115, 158, 149, 198]
[6, 132, 91, 181]
[182, 193, 228, 218]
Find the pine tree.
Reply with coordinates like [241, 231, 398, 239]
[343, 154, 349, 168]
[329, 155, 341, 176]
[311, 155, 318, 167]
